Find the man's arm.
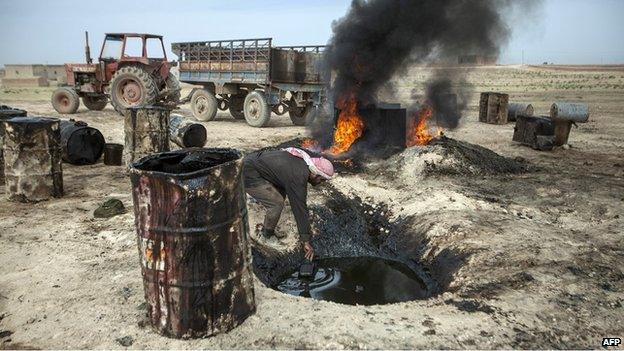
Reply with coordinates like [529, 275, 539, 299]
[285, 180, 311, 242]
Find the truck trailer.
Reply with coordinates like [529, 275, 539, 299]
[172, 38, 327, 127]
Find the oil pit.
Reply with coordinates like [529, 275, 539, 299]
[276, 256, 428, 305]
[252, 187, 438, 305]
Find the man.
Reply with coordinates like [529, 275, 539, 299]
[243, 147, 334, 260]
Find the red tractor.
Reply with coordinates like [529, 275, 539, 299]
[52, 32, 180, 115]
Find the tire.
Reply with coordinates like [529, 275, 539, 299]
[109, 66, 158, 115]
[243, 91, 271, 127]
[82, 95, 108, 111]
[229, 94, 246, 120]
[190, 89, 218, 121]
[164, 72, 181, 103]
[289, 104, 316, 126]
[51, 87, 80, 114]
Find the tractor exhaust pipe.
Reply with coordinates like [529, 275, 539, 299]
[85, 31, 92, 64]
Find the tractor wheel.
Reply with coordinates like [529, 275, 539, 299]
[190, 89, 218, 121]
[229, 94, 246, 120]
[289, 103, 316, 126]
[82, 95, 108, 111]
[243, 91, 271, 127]
[51, 87, 80, 114]
[164, 72, 181, 103]
[109, 66, 158, 115]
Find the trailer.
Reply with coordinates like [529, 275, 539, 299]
[172, 38, 327, 127]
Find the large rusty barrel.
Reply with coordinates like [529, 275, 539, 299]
[0, 105, 28, 178]
[129, 148, 255, 338]
[124, 106, 170, 166]
[478, 92, 509, 124]
[507, 102, 534, 122]
[3, 117, 63, 202]
[60, 120, 105, 165]
[169, 114, 207, 148]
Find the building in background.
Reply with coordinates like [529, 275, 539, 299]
[1, 64, 67, 87]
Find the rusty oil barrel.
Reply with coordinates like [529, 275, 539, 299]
[3, 117, 63, 202]
[169, 114, 207, 148]
[550, 102, 589, 122]
[60, 120, 105, 165]
[103, 143, 124, 166]
[0, 105, 28, 179]
[478, 92, 509, 124]
[129, 148, 255, 338]
[124, 106, 170, 166]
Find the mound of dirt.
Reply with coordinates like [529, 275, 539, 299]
[387, 136, 530, 180]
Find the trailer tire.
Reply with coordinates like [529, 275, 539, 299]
[244, 91, 271, 127]
[191, 89, 218, 121]
[51, 87, 80, 114]
[289, 104, 316, 126]
[229, 94, 246, 120]
[82, 95, 108, 111]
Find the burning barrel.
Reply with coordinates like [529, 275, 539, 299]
[60, 120, 105, 165]
[169, 114, 207, 148]
[0, 105, 27, 178]
[129, 148, 255, 338]
[3, 117, 63, 202]
[124, 106, 170, 166]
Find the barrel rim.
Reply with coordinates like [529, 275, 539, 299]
[6, 116, 60, 125]
[129, 147, 243, 179]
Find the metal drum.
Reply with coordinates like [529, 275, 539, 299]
[169, 114, 207, 148]
[507, 102, 534, 122]
[479, 92, 509, 124]
[3, 117, 63, 202]
[0, 105, 27, 178]
[123, 106, 170, 166]
[60, 120, 105, 165]
[129, 148, 255, 338]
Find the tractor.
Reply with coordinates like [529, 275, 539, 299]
[51, 32, 180, 115]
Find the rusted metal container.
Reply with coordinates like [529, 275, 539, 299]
[0, 105, 27, 179]
[507, 102, 534, 122]
[513, 115, 555, 151]
[129, 148, 255, 338]
[103, 143, 124, 165]
[124, 106, 170, 166]
[169, 114, 207, 148]
[3, 117, 63, 202]
[478, 92, 509, 124]
[60, 120, 105, 165]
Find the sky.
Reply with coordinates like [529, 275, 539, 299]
[0, 0, 623, 66]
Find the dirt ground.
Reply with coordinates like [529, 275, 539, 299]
[0, 65, 623, 349]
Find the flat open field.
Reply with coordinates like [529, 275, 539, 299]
[0, 65, 623, 349]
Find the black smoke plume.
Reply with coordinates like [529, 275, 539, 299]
[314, 0, 541, 142]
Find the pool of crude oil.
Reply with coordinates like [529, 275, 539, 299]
[275, 256, 428, 305]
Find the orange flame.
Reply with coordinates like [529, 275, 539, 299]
[406, 105, 443, 146]
[329, 93, 365, 155]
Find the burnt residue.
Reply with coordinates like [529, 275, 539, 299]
[3, 117, 63, 202]
[129, 148, 255, 339]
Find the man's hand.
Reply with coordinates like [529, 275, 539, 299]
[303, 241, 315, 260]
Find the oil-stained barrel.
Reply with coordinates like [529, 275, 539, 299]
[479, 92, 509, 124]
[124, 106, 170, 166]
[169, 114, 207, 148]
[3, 117, 63, 202]
[0, 105, 27, 178]
[60, 120, 105, 165]
[129, 148, 255, 338]
[550, 102, 589, 122]
[507, 103, 534, 122]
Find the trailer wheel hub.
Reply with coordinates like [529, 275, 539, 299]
[248, 99, 260, 119]
[195, 96, 208, 114]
